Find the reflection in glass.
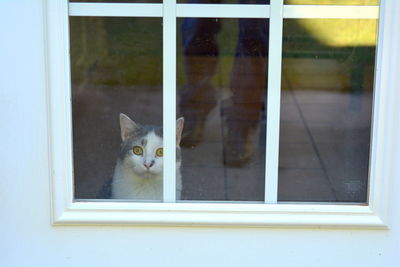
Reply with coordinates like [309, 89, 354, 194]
[177, 18, 269, 201]
[70, 17, 162, 200]
[278, 19, 377, 202]
[284, 0, 379, 5]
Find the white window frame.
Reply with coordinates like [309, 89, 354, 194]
[45, 0, 399, 228]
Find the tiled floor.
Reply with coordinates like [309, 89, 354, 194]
[74, 58, 372, 203]
[181, 58, 372, 202]
[278, 59, 372, 202]
[278, 89, 370, 202]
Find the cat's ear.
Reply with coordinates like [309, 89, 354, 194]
[120, 113, 139, 141]
[176, 117, 184, 146]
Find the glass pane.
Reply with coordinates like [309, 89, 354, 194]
[278, 19, 378, 202]
[284, 0, 379, 5]
[177, 18, 269, 201]
[70, 17, 163, 201]
[70, 0, 162, 3]
[177, 0, 269, 4]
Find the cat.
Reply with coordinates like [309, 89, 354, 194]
[111, 113, 184, 201]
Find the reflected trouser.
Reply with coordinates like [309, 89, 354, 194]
[179, 1, 269, 131]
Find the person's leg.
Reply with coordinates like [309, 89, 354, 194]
[223, 14, 269, 166]
[179, 16, 221, 147]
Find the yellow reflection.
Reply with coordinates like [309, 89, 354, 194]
[298, 19, 377, 47]
[286, 1, 378, 47]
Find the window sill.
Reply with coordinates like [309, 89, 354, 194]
[53, 202, 387, 229]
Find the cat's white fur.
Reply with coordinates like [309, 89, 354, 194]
[111, 114, 183, 200]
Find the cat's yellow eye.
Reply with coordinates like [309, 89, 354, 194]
[132, 146, 143, 155]
[156, 148, 163, 157]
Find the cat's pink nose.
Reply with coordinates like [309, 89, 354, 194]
[144, 162, 154, 169]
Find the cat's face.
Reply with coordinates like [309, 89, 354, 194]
[118, 114, 184, 178]
[123, 130, 164, 177]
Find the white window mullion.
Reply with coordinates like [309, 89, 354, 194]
[265, 0, 284, 204]
[68, 3, 163, 17]
[176, 4, 270, 18]
[163, 0, 177, 203]
[283, 5, 379, 19]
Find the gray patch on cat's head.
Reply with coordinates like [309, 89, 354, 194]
[141, 139, 147, 147]
[119, 124, 162, 160]
[118, 122, 181, 163]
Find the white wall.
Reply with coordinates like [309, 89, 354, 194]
[1, 1, 399, 266]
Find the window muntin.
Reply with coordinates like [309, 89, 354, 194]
[70, 0, 163, 3]
[177, 0, 269, 4]
[284, 0, 379, 5]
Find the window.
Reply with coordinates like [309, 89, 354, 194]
[47, 0, 393, 227]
